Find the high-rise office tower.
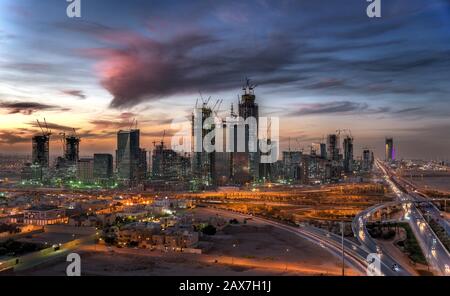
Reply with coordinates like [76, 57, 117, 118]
[32, 135, 50, 167]
[343, 136, 354, 173]
[320, 143, 327, 159]
[93, 154, 113, 181]
[77, 158, 94, 183]
[116, 129, 146, 183]
[362, 149, 373, 171]
[385, 137, 394, 162]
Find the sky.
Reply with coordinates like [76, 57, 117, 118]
[0, 0, 449, 160]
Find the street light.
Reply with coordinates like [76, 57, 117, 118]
[285, 248, 289, 271]
[231, 243, 237, 265]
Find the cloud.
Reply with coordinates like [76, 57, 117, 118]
[303, 79, 348, 90]
[0, 130, 31, 144]
[0, 101, 70, 115]
[79, 27, 301, 108]
[290, 101, 369, 116]
[28, 121, 77, 132]
[61, 90, 86, 100]
[89, 112, 172, 130]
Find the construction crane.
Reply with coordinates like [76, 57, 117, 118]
[243, 77, 257, 94]
[36, 118, 51, 137]
[58, 127, 80, 157]
[161, 130, 166, 147]
[211, 99, 223, 117]
[295, 138, 304, 153]
[151, 130, 166, 149]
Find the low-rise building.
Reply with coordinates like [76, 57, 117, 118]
[23, 205, 68, 226]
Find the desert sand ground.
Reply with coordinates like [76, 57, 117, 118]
[17, 208, 356, 276]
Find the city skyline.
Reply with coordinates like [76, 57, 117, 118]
[1, 1, 450, 279]
[0, 0, 450, 160]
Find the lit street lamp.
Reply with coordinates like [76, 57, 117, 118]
[285, 248, 289, 271]
[231, 243, 237, 265]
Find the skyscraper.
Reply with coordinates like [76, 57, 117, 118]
[362, 149, 373, 171]
[65, 135, 80, 163]
[32, 135, 50, 167]
[77, 158, 94, 183]
[116, 129, 146, 184]
[327, 134, 339, 161]
[327, 134, 342, 182]
[343, 136, 354, 173]
[93, 154, 113, 181]
[191, 104, 216, 188]
[282, 151, 302, 182]
[319, 143, 327, 159]
[238, 79, 259, 181]
[385, 137, 394, 162]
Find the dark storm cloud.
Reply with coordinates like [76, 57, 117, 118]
[50, 0, 449, 111]
[61, 90, 86, 100]
[0, 101, 70, 115]
[78, 27, 302, 108]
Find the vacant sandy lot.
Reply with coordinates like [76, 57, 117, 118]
[17, 208, 354, 276]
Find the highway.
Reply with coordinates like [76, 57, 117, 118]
[352, 201, 410, 276]
[0, 235, 95, 273]
[203, 206, 407, 276]
[394, 173, 450, 237]
[377, 160, 450, 276]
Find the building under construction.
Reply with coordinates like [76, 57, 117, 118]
[191, 101, 216, 188]
[65, 135, 80, 163]
[238, 79, 260, 181]
[151, 131, 190, 181]
[32, 135, 50, 168]
[32, 119, 51, 168]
